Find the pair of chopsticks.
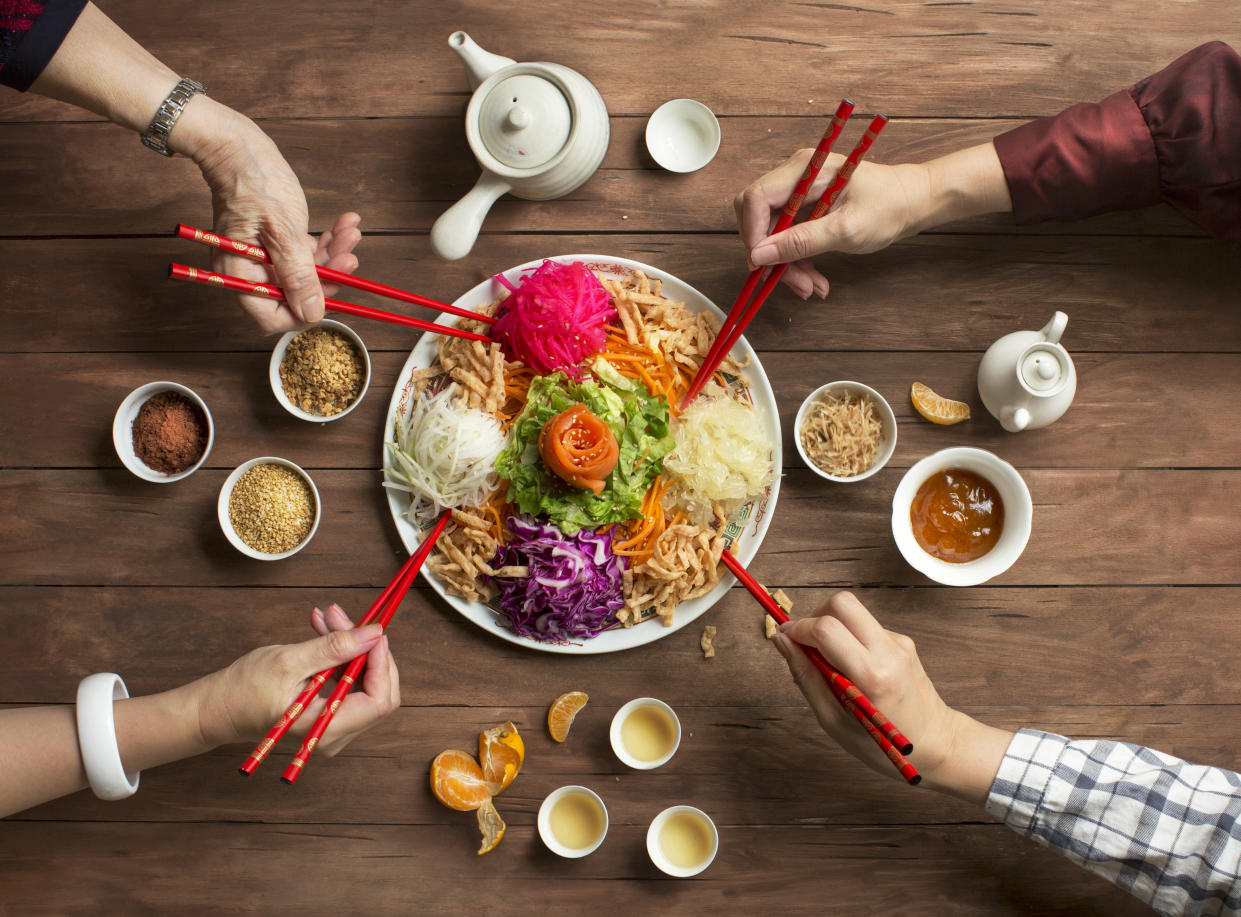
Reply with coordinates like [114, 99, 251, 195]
[241, 510, 450, 784]
[719, 549, 920, 786]
[170, 224, 493, 344]
[681, 102, 888, 409]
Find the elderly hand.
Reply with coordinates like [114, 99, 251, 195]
[774, 591, 1011, 803]
[192, 112, 363, 333]
[195, 603, 400, 757]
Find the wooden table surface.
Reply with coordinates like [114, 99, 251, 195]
[2, 2, 1239, 913]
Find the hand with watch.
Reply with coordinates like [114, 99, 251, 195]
[25, 3, 363, 332]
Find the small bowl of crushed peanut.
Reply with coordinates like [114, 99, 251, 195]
[218, 457, 321, 560]
[795, 381, 897, 483]
[270, 319, 370, 422]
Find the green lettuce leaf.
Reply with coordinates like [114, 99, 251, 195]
[495, 370, 675, 534]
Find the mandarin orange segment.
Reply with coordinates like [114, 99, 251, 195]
[910, 381, 971, 425]
[547, 691, 589, 743]
[476, 797, 507, 855]
[429, 749, 491, 812]
[479, 721, 525, 795]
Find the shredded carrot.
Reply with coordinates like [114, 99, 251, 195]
[612, 475, 672, 565]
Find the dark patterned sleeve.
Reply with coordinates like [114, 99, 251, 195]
[0, 0, 88, 91]
[986, 728, 1241, 916]
[993, 41, 1241, 241]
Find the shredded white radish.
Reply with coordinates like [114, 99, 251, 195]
[383, 386, 508, 521]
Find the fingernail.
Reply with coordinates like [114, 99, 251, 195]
[356, 624, 384, 642]
[778, 621, 793, 633]
[750, 243, 777, 266]
[328, 603, 344, 615]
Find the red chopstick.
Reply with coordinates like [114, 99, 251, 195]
[239, 545, 427, 776]
[281, 511, 451, 785]
[689, 100, 854, 409]
[176, 224, 494, 324]
[719, 549, 920, 786]
[681, 113, 888, 409]
[168, 264, 492, 344]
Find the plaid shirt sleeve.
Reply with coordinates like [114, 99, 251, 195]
[986, 728, 1241, 916]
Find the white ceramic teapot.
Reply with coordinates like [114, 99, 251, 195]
[430, 32, 611, 261]
[977, 311, 1077, 432]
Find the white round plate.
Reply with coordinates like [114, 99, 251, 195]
[382, 254, 782, 654]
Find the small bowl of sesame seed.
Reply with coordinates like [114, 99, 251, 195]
[218, 457, 321, 560]
[270, 319, 370, 422]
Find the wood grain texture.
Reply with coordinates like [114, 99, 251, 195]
[0, 821, 1152, 916]
[1, 468, 1236, 587]
[4, 235, 1240, 355]
[2, 0, 1239, 912]
[4, 586, 1239, 708]
[4, 351, 1241, 469]
[9, 701, 1238, 833]
[0, 117, 1211, 237]
[1, 0, 1237, 121]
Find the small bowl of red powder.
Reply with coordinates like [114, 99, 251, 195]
[113, 381, 214, 483]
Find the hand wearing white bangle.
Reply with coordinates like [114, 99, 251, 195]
[75, 673, 140, 801]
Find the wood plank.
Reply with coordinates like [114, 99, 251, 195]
[0, 116, 1211, 238]
[9, 701, 1240, 828]
[3, 351, 1239, 470]
[1, 0, 1236, 121]
[2, 586, 1237, 709]
[4, 235, 1240, 355]
[0, 821, 1151, 916]
[1, 469, 1234, 587]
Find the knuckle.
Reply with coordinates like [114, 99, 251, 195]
[891, 632, 917, 655]
[808, 615, 842, 648]
[738, 184, 766, 215]
[272, 647, 301, 680]
[832, 210, 862, 247]
[323, 629, 355, 660]
[828, 591, 858, 614]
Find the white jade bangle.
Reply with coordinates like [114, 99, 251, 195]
[75, 673, 140, 801]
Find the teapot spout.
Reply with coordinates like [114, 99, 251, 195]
[448, 31, 516, 89]
[1000, 406, 1031, 433]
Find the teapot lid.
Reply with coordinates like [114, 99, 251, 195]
[478, 73, 571, 169]
[1020, 344, 1069, 393]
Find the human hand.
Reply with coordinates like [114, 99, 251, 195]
[192, 113, 363, 333]
[773, 591, 1011, 803]
[734, 150, 931, 299]
[196, 603, 401, 757]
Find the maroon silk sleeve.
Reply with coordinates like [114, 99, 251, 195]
[994, 41, 1241, 241]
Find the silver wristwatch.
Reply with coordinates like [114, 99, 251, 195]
[141, 77, 206, 156]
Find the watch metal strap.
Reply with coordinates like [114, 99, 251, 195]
[141, 77, 207, 156]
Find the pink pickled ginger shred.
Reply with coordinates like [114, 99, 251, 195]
[492, 260, 616, 378]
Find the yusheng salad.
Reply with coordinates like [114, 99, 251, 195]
[384, 259, 775, 644]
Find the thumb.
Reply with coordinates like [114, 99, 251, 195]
[749, 217, 840, 268]
[292, 623, 384, 674]
[265, 226, 325, 323]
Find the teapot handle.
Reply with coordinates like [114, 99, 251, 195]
[1040, 311, 1069, 344]
[430, 172, 511, 261]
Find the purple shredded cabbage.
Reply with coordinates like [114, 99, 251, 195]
[489, 515, 625, 642]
